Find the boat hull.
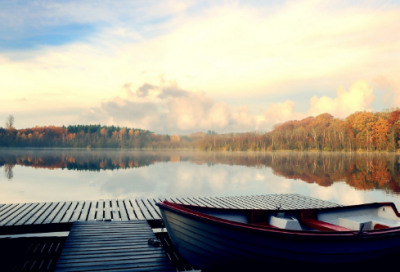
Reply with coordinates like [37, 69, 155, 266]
[158, 205, 400, 269]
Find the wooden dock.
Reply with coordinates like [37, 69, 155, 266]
[0, 194, 341, 234]
[54, 221, 176, 272]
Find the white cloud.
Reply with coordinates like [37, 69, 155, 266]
[307, 80, 376, 118]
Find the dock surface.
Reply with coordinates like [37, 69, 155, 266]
[0, 194, 341, 234]
[54, 221, 175, 272]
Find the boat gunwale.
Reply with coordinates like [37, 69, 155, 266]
[157, 201, 400, 238]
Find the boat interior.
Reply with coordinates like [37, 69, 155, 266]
[188, 203, 400, 232]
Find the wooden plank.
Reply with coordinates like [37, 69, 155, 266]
[145, 199, 161, 219]
[55, 221, 175, 272]
[14, 202, 46, 226]
[123, 199, 137, 220]
[104, 199, 112, 221]
[117, 199, 129, 221]
[184, 197, 200, 206]
[96, 200, 104, 221]
[218, 197, 244, 209]
[199, 197, 222, 208]
[209, 197, 236, 208]
[111, 199, 121, 221]
[42, 202, 66, 224]
[129, 199, 145, 220]
[175, 198, 192, 205]
[0, 203, 21, 219]
[43, 202, 68, 224]
[69, 201, 84, 222]
[87, 201, 97, 221]
[0, 203, 29, 225]
[226, 196, 254, 209]
[51, 202, 74, 223]
[236, 196, 264, 209]
[78, 201, 91, 221]
[205, 197, 231, 208]
[0, 203, 12, 214]
[25, 201, 54, 225]
[142, 199, 161, 220]
[3, 203, 38, 226]
[136, 199, 153, 220]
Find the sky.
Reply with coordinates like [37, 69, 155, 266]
[1, 0, 400, 134]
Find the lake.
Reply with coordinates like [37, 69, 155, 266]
[1, 149, 400, 207]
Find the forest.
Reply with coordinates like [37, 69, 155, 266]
[0, 109, 400, 151]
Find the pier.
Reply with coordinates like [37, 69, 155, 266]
[0, 194, 341, 271]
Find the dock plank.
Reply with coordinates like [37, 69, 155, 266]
[78, 201, 91, 221]
[69, 201, 84, 222]
[25, 201, 54, 225]
[53, 202, 73, 224]
[111, 199, 121, 221]
[136, 199, 153, 220]
[0, 203, 30, 226]
[60, 201, 78, 223]
[4, 203, 38, 226]
[87, 201, 97, 221]
[117, 199, 129, 221]
[145, 199, 161, 219]
[96, 200, 104, 221]
[14, 202, 46, 226]
[141, 199, 160, 220]
[130, 199, 145, 220]
[43, 202, 67, 224]
[54, 221, 175, 272]
[104, 200, 112, 221]
[123, 199, 137, 220]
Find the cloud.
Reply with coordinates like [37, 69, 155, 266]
[82, 81, 257, 133]
[1, 0, 399, 129]
[307, 80, 376, 118]
[82, 79, 379, 133]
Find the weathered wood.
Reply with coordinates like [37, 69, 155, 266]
[54, 221, 175, 272]
[26, 201, 54, 225]
[69, 201, 84, 222]
[43, 202, 66, 224]
[0, 203, 31, 226]
[0, 194, 341, 230]
[104, 199, 111, 221]
[130, 199, 145, 220]
[117, 199, 129, 221]
[123, 199, 136, 221]
[60, 201, 78, 223]
[96, 200, 104, 221]
[136, 199, 153, 220]
[87, 201, 97, 221]
[4, 203, 38, 226]
[78, 201, 91, 221]
[145, 199, 161, 219]
[14, 202, 46, 226]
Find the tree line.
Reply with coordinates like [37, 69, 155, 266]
[1, 109, 400, 151]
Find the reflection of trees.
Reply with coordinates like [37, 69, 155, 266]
[0, 150, 399, 193]
[4, 164, 14, 179]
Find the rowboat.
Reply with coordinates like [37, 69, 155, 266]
[156, 201, 400, 269]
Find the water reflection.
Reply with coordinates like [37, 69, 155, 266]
[1, 150, 399, 193]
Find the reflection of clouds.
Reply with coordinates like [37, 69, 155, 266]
[1, 153, 400, 209]
[310, 182, 366, 205]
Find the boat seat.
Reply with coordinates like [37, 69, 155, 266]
[301, 210, 352, 232]
[338, 217, 391, 231]
[301, 218, 352, 232]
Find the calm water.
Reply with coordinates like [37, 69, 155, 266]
[1, 149, 400, 207]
